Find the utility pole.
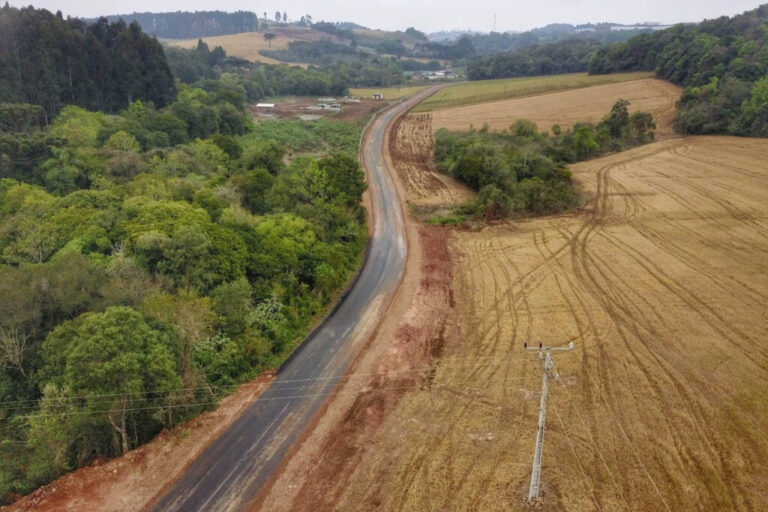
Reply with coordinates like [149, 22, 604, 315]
[524, 340, 574, 503]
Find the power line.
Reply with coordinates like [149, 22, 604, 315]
[20, 373, 542, 421]
[0, 354, 538, 410]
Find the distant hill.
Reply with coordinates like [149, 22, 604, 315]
[429, 23, 672, 55]
[95, 11, 260, 39]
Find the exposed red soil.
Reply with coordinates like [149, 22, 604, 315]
[2, 373, 275, 512]
[283, 224, 455, 510]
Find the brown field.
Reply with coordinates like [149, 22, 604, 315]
[278, 134, 768, 511]
[432, 78, 682, 138]
[389, 112, 474, 207]
[163, 27, 339, 65]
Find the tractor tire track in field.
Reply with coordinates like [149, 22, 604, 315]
[318, 134, 768, 511]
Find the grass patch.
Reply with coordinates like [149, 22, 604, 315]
[350, 85, 429, 100]
[427, 214, 466, 226]
[413, 71, 655, 112]
[240, 118, 361, 156]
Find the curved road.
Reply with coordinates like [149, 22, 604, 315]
[148, 89, 437, 512]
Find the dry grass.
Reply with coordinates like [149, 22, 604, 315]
[414, 71, 656, 112]
[349, 85, 430, 100]
[163, 27, 338, 65]
[431, 78, 683, 138]
[319, 135, 768, 511]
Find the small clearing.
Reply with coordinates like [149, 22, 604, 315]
[349, 85, 429, 100]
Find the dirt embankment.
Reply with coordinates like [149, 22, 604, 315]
[432, 78, 682, 139]
[3, 375, 275, 512]
[293, 135, 768, 511]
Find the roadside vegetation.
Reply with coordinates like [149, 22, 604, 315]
[0, 6, 369, 502]
[413, 71, 653, 111]
[434, 99, 655, 219]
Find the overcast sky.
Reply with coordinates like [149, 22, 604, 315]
[7, 0, 765, 33]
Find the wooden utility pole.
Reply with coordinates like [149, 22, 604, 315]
[524, 341, 574, 503]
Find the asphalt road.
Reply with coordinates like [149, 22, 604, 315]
[148, 89, 437, 512]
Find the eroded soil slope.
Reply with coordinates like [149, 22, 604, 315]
[294, 136, 768, 511]
[432, 78, 682, 139]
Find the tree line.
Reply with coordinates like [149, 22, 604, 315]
[434, 100, 656, 221]
[466, 23, 656, 56]
[466, 39, 605, 80]
[169, 40, 405, 93]
[95, 10, 260, 39]
[588, 4, 768, 136]
[0, 5, 175, 119]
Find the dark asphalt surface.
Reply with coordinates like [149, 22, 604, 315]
[148, 89, 438, 512]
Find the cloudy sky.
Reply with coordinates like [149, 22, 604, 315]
[7, 0, 765, 33]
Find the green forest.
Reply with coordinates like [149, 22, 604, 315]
[588, 4, 768, 135]
[0, 5, 176, 118]
[0, 5, 369, 503]
[466, 39, 605, 80]
[434, 100, 656, 220]
[96, 10, 260, 39]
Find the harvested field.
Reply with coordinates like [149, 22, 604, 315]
[286, 136, 768, 511]
[414, 72, 656, 112]
[389, 112, 474, 207]
[164, 27, 338, 65]
[432, 78, 682, 138]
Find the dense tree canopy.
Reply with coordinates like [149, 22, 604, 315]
[588, 4, 768, 135]
[0, 74, 367, 502]
[467, 39, 606, 80]
[465, 23, 655, 56]
[95, 11, 260, 39]
[0, 5, 176, 118]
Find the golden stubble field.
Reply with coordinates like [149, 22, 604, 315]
[164, 27, 338, 65]
[312, 134, 768, 511]
[432, 78, 682, 138]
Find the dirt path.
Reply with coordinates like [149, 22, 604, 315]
[389, 112, 474, 207]
[278, 133, 768, 511]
